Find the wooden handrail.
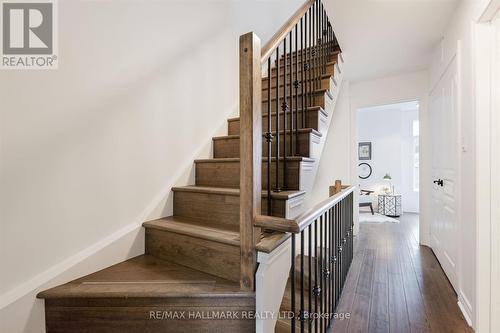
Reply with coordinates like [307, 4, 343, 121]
[260, 0, 315, 64]
[255, 185, 356, 233]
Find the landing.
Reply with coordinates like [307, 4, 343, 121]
[37, 255, 250, 299]
[331, 213, 472, 333]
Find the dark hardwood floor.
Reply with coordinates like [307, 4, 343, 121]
[330, 213, 473, 333]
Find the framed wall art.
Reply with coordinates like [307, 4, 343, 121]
[358, 142, 372, 160]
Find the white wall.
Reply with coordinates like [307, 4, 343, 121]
[309, 70, 429, 236]
[429, 0, 495, 329]
[357, 104, 419, 213]
[0, 1, 305, 332]
[305, 82, 354, 207]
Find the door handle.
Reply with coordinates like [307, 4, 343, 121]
[433, 179, 444, 187]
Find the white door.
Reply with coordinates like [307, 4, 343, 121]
[429, 54, 460, 292]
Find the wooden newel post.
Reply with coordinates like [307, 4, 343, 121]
[239, 32, 262, 291]
[329, 180, 343, 196]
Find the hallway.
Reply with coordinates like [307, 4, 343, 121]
[331, 214, 472, 333]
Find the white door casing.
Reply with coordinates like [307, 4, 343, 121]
[429, 52, 460, 293]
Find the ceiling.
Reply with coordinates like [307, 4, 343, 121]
[325, 0, 460, 82]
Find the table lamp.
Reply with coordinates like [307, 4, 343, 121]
[383, 173, 394, 194]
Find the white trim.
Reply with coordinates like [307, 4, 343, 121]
[489, 12, 500, 333]
[458, 292, 473, 327]
[456, 38, 465, 318]
[256, 241, 291, 333]
[477, 0, 500, 22]
[473, 10, 500, 332]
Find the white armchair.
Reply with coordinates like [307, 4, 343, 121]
[359, 189, 375, 215]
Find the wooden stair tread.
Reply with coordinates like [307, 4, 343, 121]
[37, 255, 252, 299]
[274, 59, 337, 70]
[212, 128, 322, 141]
[263, 72, 334, 82]
[143, 216, 240, 245]
[280, 48, 341, 59]
[262, 88, 333, 101]
[172, 185, 306, 200]
[194, 156, 315, 164]
[256, 231, 291, 253]
[226, 106, 327, 123]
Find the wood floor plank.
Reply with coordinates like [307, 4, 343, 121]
[367, 243, 389, 333]
[329, 214, 471, 333]
[347, 249, 375, 333]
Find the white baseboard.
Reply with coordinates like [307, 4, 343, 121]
[458, 291, 473, 327]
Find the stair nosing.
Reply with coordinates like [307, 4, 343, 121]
[212, 128, 322, 141]
[273, 60, 337, 69]
[171, 185, 306, 199]
[263, 72, 334, 82]
[38, 291, 255, 300]
[227, 106, 327, 123]
[143, 217, 240, 247]
[261, 88, 332, 100]
[194, 156, 315, 164]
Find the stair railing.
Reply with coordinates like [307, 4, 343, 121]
[255, 184, 355, 332]
[239, 0, 339, 292]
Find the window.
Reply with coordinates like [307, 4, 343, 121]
[412, 120, 419, 192]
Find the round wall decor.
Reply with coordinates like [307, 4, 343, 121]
[358, 162, 372, 179]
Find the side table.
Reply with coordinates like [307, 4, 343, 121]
[378, 194, 402, 217]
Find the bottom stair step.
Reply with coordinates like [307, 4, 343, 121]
[143, 217, 241, 282]
[37, 255, 255, 333]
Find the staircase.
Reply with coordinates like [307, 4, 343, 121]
[37, 1, 346, 332]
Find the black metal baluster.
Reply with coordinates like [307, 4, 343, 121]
[324, 212, 328, 332]
[322, 4, 326, 78]
[325, 6, 329, 73]
[327, 20, 330, 54]
[351, 194, 354, 263]
[346, 195, 352, 266]
[294, 24, 299, 155]
[317, 1, 321, 91]
[314, 219, 319, 333]
[344, 199, 348, 284]
[333, 204, 337, 309]
[311, 2, 316, 96]
[300, 231, 305, 333]
[339, 199, 344, 291]
[326, 209, 330, 327]
[341, 199, 346, 288]
[291, 233, 296, 332]
[319, 214, 323, 333]
[283, 38, 288, 190]
[329, 207, 334, 325]
[275, 47, 281, 192]
[324, 210, 328, 328]
[308, 7, 312, 114]
[336, 202, 340, 307]
[315, 0, 319, 92]
[313, 2, 316, 102]
[320, 3, 323, 78]
[308, 224, 313, 332]
[301, 16, 306, 130]
[319, 214, 327, 332]
[266, 58, 272, 215]
[289, 30, 293, 160]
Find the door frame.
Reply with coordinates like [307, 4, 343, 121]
[475, 3, 500, 332]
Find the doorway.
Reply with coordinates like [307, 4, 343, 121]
[356, 101, 420, 225]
